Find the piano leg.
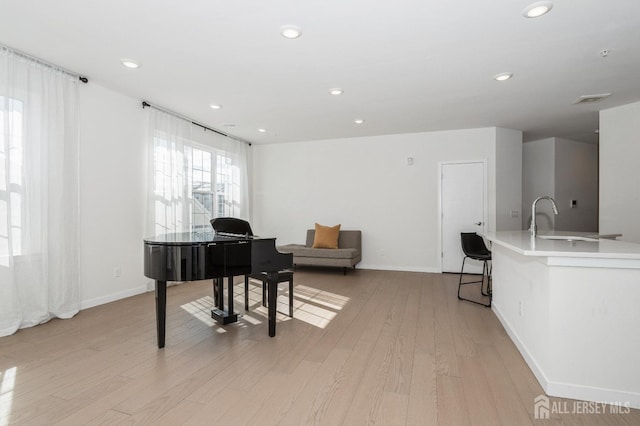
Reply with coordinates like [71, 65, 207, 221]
[213, 278, 219, 307]
[227, 276, 234, 317]
[267, 272, 278, 337]
[155, 280, 167, 348]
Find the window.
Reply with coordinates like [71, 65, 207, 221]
[190, 147, 240, 231]
[0, 96, 24, 256]
[151, 138, 243, 234]
[189, 146, 214, 232]
[216, 153, 235, 217]
[148, 108, 248, 236]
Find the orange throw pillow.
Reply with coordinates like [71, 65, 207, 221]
[312, 223, 341, 249]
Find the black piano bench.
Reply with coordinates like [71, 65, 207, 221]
[244, 270, 294, 317]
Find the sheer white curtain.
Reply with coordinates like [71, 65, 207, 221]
[146, 107, 250, 236]
[145, 109, 193, 236]
[0, 47, 80, 337]
[192, 128, 251, 221]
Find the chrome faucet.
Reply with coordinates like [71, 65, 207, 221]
[530, 196, 559, 238]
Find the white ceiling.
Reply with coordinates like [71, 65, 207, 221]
[1, 0, 639, 144]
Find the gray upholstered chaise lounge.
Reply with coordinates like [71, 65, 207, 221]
[278, 229, 361, 275]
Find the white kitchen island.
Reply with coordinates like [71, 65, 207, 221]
[483, 231, 640, 409]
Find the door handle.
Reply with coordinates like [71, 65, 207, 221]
[475, 222, 482, 226]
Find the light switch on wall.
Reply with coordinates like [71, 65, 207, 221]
[570, 200, 577, 208]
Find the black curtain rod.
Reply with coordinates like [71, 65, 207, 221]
[141, 101, 226, 136]
[141, 101, 251, 146]
[1, 43, 88, 83]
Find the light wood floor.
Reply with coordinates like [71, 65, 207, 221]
[1, 269, 638, 425]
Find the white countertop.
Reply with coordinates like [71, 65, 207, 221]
[483, 230, 640, 260]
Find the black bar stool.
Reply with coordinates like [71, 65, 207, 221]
[457, 232, 492, 307]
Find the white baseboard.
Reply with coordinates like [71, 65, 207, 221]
[492, 302, 640, 410]
[80, 285, 150, 310]
[358, 263, 440, 273]
[547, 381, 640, 410]
[492, 302, 550, 390]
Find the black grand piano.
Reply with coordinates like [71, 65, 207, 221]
[143, 218, 293, 348]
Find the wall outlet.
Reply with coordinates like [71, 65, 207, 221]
[570, 199, 577, 208]
[518, 300, 523, 317]
[113, 267, 121, 278]
[510, 210, 519, 218]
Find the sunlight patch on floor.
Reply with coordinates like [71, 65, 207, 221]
[294, 303, 337, 328]
[294, 284, 349, 311]
[180, 296, 224, 332]
[241, 314, 264, 325]
[244, 288, 291, 322]
[181, 296, 216, 325]
[179, 280, 350, 330]
[0, 366, 16, 425]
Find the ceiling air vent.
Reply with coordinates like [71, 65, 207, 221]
[573, 93, 611, 104]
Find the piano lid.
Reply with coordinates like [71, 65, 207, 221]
[144, 218, 264, 245]
[144, 232, 211, 244]
[144, 232, 257, 245]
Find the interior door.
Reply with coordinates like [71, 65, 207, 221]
[441, 161, 486, 273]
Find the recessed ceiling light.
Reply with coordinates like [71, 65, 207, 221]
[573, 93, 611, 104]
[280, 25, 302, 39]
[494, 72, 513, 81]
[522, 1, 553, 18]
[209, 104, 222, 109]
[121, 59, 140, 69]
[258, 128, 267, 133]
[354, 119, 365, 124]
[329, 88, 343, 95]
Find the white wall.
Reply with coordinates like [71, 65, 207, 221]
[522, 137, 598, 232]
[600, 101, 640, 243]
[78, 83, 149, 308]
[495, 128, 523, 230]
[522, 138, 555, 230]
[554, 138, 598, 232]
[252, 128, 501, 272]
[72, 83, 523, 303]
